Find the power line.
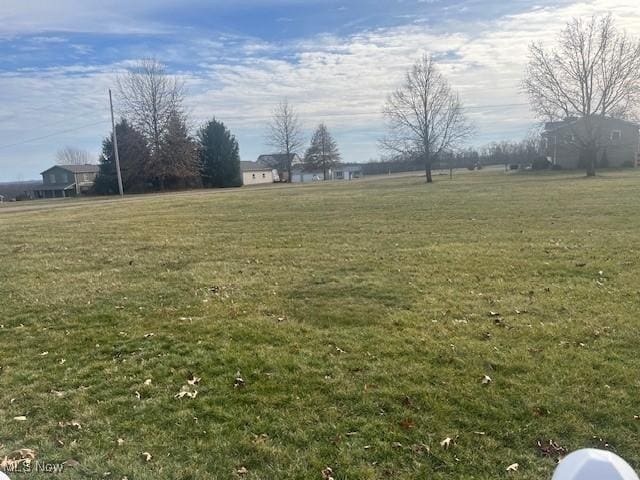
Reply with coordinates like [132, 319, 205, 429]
[0, 120, 110, 151]
[0, 102, 531, 150]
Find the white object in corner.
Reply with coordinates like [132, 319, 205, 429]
[553, 449, 639, 480]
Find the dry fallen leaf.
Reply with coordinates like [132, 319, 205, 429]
[440, 437, 452, 449]
[507, 463, 519, 472]
[187, 373, 201, 386]
[13, 416, 27, 421]
[0, 448, 36, 471]
[174, 389, 198, 400]
[144, 379, 152, 386]
[58, 420, 82, 430]
[117, 438, 125, 446]
[321, 466, 335, 480]
[399, 418, 416, 429]
[236, 466, 248, 475]
[536, 439, 568, 460]
[64, 459, 81, 468]
[141, 452, 152, 462]
[481, 375, 492, 385]
[234, 371, 245, 388]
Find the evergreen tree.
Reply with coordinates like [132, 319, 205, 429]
[304, 124, 341, 180]
[157, 112, 200, 189]
[93, 120, 150, 194]
[197, 118, 242, 188]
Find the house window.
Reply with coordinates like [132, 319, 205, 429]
[49, 173, 56, 183]
[335, 171, 344, 179]
[611, 130, 622, 141]
[262, 173, 266, 179]
[252, 174, 256, 179]
[83, 174, 89, 182]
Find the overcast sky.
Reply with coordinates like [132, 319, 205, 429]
[0, 0, 638, 181]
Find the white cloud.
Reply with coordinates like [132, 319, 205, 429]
[1, 0, 640, 180]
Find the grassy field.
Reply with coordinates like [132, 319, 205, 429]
[1, 170, 639, 479]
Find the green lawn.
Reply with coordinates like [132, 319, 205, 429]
[1, 170, 639, 479]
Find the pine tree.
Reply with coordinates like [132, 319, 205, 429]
[93, 120, 150, 194]
[197, 118, 242, 188]
[304, 124, 341, 180]
[157, 112, 200, 190]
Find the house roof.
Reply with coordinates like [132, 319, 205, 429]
[545, 116, 640, 132]
[241, 161, 272, 172]
[41, 164, 100, 175]
[334, 163, 363, 172]
[257, 153, 301, 165]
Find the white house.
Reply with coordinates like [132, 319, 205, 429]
[333, 164, 363, 180]
[241, 161, 279, 185]
[290, 163, 364, 183]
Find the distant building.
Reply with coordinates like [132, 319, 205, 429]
[542, 117, 639, 169]
[241, 161, 279, 185]
[257, 154, 303, 182]
[34, 164, 99, 199]
[290, 163, 363, 183]
[333, 164, 363, 180]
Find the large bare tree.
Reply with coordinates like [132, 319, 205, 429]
[382, 54, 473, 183]
[117, 58, 185, 157]
[265, 99, 304, 182]
[56, 146, 93, 165]
[304, 123, 341, 180]
[117, 58, 194, 190]
[524, 15, 640, 176]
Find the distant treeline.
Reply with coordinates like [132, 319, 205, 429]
[0, 181, 41, 201]
[363, 137, 545, 174]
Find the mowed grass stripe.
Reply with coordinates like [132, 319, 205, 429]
[0, 170, 639, 479]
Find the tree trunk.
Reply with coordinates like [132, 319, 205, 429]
[585, 147, 597, 177]
[425, 152, 433, 183]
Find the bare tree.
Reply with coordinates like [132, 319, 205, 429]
[266, 99, 304, 182]
[304, 124, 341, 180]
[117, 58, 185, 157]
[56, 146, 93, 165]
[524, 15, 640, 176]
[382, 55, 473, 183]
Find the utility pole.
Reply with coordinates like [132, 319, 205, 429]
[109, 89, 124, 197]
